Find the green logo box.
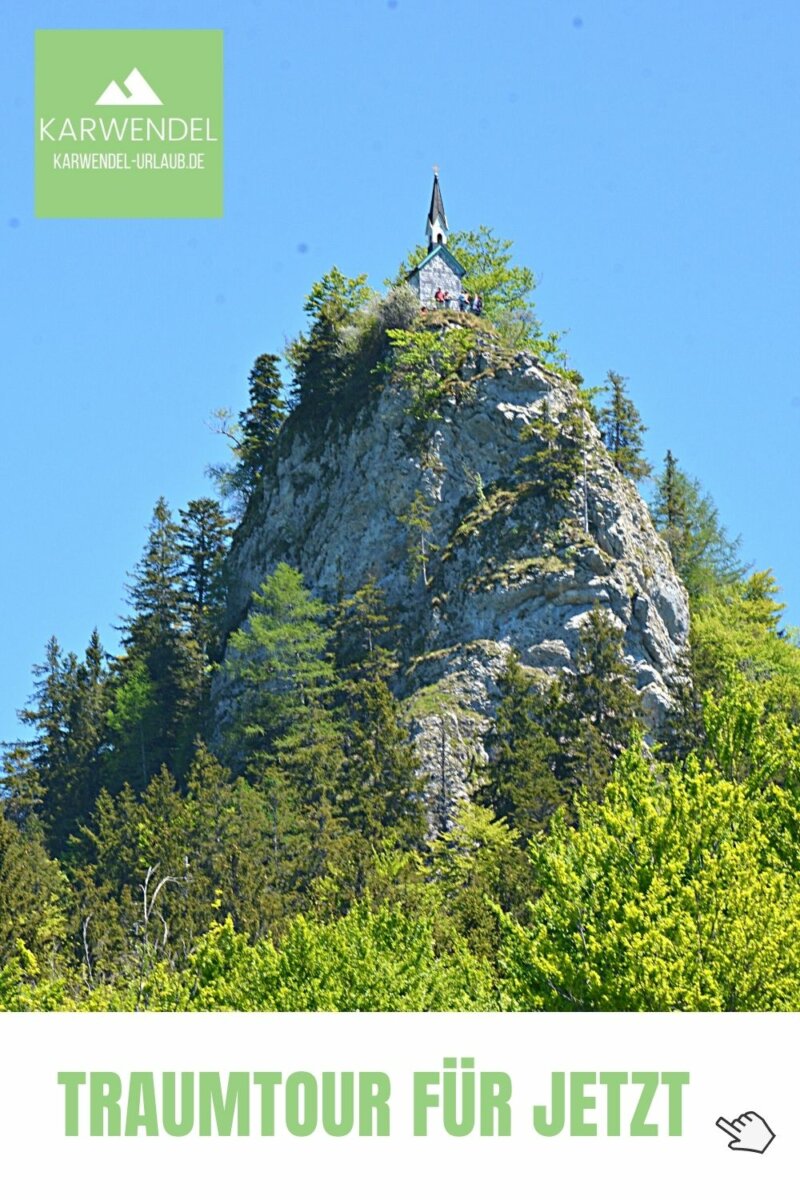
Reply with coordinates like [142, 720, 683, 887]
[35, 29, 223, 218]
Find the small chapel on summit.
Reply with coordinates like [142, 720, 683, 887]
[406, 170, 467, 308]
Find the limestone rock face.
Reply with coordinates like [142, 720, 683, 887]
[221, 350, 689, 813]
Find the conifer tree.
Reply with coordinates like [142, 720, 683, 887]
[0, 745, 45, 826]
[561, 607, 642, 800]
[238, 354, 287, 490]
[332, 579, 398, 682]
[17, 633, 108, 854]
[598, 370, 650, 480]
[73, 629, 107, 807]
[0, 806, 67, 969]
[651, 451, 742, 598]
[478, 654, 568, 840]
[177, 498, 231, 664]
[220, 564, 355, 892]
[334, 583, 425, 855]
[399, 490, 437, 586]
[520, 399, 585, 505]
[123, 498, 188, 655]
[286, 268, 373, 415]
[19, 636, 77, 804]
[222, 562, 335, 763]
[429, 798, 532, 961]
[113, 498, 202, 782]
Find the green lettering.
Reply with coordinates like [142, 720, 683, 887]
[443, 1062, 475, 1136]
[569, 1072, 597, 1136]
[322, 1072, 354, 1137]
[198, 1072, 250, 1136]
[162, 1072, 194, 1136]
[413, 1072, 439, 1136]
[90, 1072, 122, 1136]
[253, 1072, 281, 1136]
[598, 1072, 628, 1136]
[661, 1072, 690, 1135]
[125, 1072, 158, 1136]
[359, 1073, 391, 1136]
[480, 1073, 512, 1136]
[533, 1072, 565, 1136]
[285, 1072, 317, 1136]
[58, 1072, 85, 1136]
[630, 1072, 659, 1136]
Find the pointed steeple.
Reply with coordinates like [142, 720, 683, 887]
[426, 167, 448, 251]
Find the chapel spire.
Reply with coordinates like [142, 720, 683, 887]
[426, 167, 448, 251]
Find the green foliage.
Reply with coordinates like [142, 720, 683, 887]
[110, 498, 204, 786]
[7, 248, 800, 1015]
[690, 571, 800, 713]
[286, 267, 375, 420]
[333, 578, 398, 681]
[240, 354, 287, 480]
[477, 655, 567, 840]
[398, 490, 438, 586]
[0, 809, 68, 970]
[222, 562, 334, 763]
[429, 798, 532, 961]
[562, 607, 642, 797]
[105, 659, 155, 791]
[480, 613, 642, 822]
[333, 583, 426, 855]
[447, 226, 535, 321]
[115, 903, 497, 1012]
[340, 673, 425, 846]
[18, 631, 107, 855]
[177, 498, 231, 666]
[598, 371, 650, 481]
[650, 450, 743, 599]
[71, 744, 294, 986]
[501, 738, 800, 1011]
[519, 398, 586, 505]
[397, 226, 569, 361]
[386, 324, 476, 421]
[0, 744, 45, 824]
[207, 355, 287, 513]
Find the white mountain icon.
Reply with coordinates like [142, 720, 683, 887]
[96, 68, 162, 106]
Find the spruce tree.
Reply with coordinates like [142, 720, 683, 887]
[598, 370, 650, 480]
[113, 498, 202, 783]
[177, 497, 231, 664]
[478, 654, 568, 840]
[237, 354, 287, 493]
[333, 578, 397, 681]
[520, 399, 585, 504]
[334, 583, 425, 855]
[0, 745, 45, 826]
[286, 268, 372, 416]
[651, 451, 742, 598]
[399, 491, 437, 586]
[73, 629, 107, 810]
[18, 633, 108, 855]
[0, 806, 67, 968]
[561, 607, 642, 800]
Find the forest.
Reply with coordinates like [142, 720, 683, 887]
[3, 229, 800, 1012]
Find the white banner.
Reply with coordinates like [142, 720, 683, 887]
[0, 1013, 794, 1197]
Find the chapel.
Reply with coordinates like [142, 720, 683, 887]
[406, 170, 467, 308]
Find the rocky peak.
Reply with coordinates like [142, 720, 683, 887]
[221, 323, 689, 810]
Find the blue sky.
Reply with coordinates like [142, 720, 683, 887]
[2, 0, 799, 744]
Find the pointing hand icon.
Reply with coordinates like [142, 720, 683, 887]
[715, 1112, 775, 1154]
